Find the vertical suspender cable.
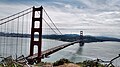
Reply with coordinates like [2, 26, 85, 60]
[25, 14, 28, 56]
[19, 17, 21, 56]
[16, 17, 19, 60]
[0, 21, 3, 56]
[1, 21, 4, 56]
[10, 21, 14, 56]
[0, 24, 1, 56]
[21, 15, 24, 55]
[28, 12, 32, 55]
[3, 20, 6, 57]
[26, 13, 30, 55]
[5, 21, 7, 57]
[6, 19, 8, 57]
[3, 24, 4, 56]
[12, 20, 15, 57]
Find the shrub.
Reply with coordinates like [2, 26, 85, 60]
[53, 58, 71, 66]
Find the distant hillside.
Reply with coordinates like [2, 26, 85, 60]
[42, 34, 120, 43]
[0, 32, 120, 43]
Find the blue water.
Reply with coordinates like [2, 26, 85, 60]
[42, 40, 120, 66]
[0, 36, 120, 66]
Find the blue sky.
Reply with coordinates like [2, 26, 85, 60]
[0, 0, 120, 37]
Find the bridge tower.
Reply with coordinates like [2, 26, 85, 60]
[79, 31, 84, 46]
[30, 6, 43, 62]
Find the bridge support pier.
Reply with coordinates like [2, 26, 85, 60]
[29, 6, 43, 63]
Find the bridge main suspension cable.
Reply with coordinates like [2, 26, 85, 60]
[0, 11, 32, 25]
[0, 7, 32, 21]
[42, 18, 58, 35]
[37, 10, 60, 35]
[43, 9, 63, 35]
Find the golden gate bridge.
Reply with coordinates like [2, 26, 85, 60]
[0, 6, 83, 64]
[0, 6, 119, 66]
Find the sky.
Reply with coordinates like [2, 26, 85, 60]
[0, 0, 120, 38]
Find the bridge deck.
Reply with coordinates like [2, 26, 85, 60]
[28, 41, 79, 59]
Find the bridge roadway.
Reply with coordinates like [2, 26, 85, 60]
[28, 41, 80, 59]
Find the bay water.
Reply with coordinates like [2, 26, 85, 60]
[0, 36, 120, 66]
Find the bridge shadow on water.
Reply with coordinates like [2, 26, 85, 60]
[69, 45, 84, 62]
[69, 44, 93, 63]
[76, 47, 83, 55]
